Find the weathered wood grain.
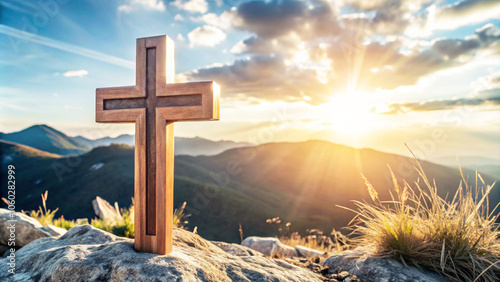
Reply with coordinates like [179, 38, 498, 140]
[145, 47, 157, 236]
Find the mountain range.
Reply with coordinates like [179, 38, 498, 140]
[1, 125, 250, 156]
[1, 126, 498, 243]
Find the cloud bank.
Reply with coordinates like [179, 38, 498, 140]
[182, 0, 500, 106]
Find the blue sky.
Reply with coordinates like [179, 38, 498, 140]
[1, 0, 499, 159]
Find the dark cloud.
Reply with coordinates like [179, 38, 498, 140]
[235, 0, 307, 38]
[377, 89, 500, 114]
[438, 0, 500, 19]
[342, 0, 434, 34]
[476, 23, 500, 44]
[349, 24, 500, 90]
[188, 54, 334, 103]
[342, 0, 393, 11]
[431, 38, 480, 58]
[233, 0, 341, 39]
[231, 35, 298, 55]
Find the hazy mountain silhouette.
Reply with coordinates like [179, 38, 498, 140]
[74, 134, 135, 148]
[75, 134, 250, 156]
[432, 155, 500, 179]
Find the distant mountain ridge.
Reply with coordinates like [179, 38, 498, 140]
[74, 134, 135, 148]
[0, 125, 90, 155]
[75, 134, 251, 156]
[175, 136, 252, 156]
[1, 125, 251, 156]
[432, 156, 500, 180]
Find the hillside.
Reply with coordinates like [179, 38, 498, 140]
[180, 140, 499, 231]
[0, 140, 62, 160]
[0, 140, 497, 243]
[0, 125, 90, 155]
[0, 143, 288, 242]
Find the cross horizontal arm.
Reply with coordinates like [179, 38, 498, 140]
[156, 81, 220, 121]
[103, 94, 203, 111]
[96, 86, 144, 123]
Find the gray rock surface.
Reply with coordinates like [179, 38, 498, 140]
[295, 245, 327, 258]
[321, 247, 450, 282]
[212, 241, 264, 257]
[0, 209, 51, 247]
[40, 224, 67, 237]
[0, 225, 321, 281]
[242, 236, 299, 257]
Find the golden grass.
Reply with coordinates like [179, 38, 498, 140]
[265, 216, 350, 254]
[342, 156, 500, 282]
[279, 234, 341, 254]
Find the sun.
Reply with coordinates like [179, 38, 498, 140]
[322, 92, 378, 136]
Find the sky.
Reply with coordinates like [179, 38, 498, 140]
[0, 0, 499, 160]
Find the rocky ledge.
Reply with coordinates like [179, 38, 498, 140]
[0, 225, 322, 281]
[321, 247, 450, 282]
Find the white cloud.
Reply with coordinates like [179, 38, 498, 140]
[188, 25, 226, 47]
[177, 33, 185, 42]
[174, 14, 184, 21]
[415, 0, 500, 33]
[191, 9, 238, 30]
[118, 0, 166, 13]
[62, 70, 89, 77]
[171, 0, 208, 14]
[230, 40, 246, 54]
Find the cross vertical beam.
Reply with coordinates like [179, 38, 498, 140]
[145, 47, 157, 235]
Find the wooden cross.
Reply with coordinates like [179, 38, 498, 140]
[95, 35, 219, 255]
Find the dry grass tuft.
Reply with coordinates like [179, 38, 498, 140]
[342, 156, 500, 281]
[279, 229, 349, 254]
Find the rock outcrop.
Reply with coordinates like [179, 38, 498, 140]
[92, 196, 122, 225]
[40, 225, 67, 237]
[0, 225, 322, 281]
[0, 209, 53, 247]
[242, 236, 299, 257]
[321, 247, 449, 282]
